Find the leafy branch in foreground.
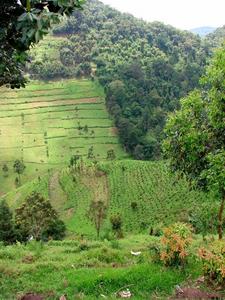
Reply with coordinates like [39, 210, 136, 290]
[0, 0, 85, 88]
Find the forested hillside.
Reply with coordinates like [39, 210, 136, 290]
[205, 25, 225, 47]
[28, 0, 220, 159]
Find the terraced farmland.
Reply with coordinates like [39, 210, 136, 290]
[0, 79, 127, 195]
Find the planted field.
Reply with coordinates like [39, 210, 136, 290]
[4, 160, 217, 238]
[0, 79, 127, 195]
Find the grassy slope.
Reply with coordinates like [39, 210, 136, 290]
[0, 79, 127, 195]
[4, 160, 215, 238]
[0, 235, 202, 300]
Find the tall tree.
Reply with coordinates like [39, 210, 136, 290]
[13, 159, 26, 185]
[88, 200, 107, 237]
[163, 45, 225, 239]
[0, 200, 15, 244]
[15, 192, 65, 240]
[0, 0, 84, 88]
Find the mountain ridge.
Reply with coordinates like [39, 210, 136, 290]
[190, 26, 216, 36]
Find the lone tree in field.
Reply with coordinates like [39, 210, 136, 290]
[87, 146, 94, 159]
[2, 163, 9, 177]
[0, 0, 84, 88]
[107, 149, 116, 160]
[0, 200, 15, 244]
[70, 154, 80, 169]
[13, 159, 26, 185]
[15, 192, 65, 241]
[163, 45, 225, 239]
[88, 200, 107, 237]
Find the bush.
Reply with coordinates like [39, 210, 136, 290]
[148, 239, 161, 263]
[79, 240, 90, 251]
[190, 201, 221, 236]
[42, 219, 66, 241]
[131, 201, 138, 210]
[160, 222, 193, 267]
[198, 241, 225, 287]
[151, 224, 163, 237]
[110, 214, 123, 238]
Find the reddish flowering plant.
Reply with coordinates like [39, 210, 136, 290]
[160, 222, 193, 266]
[198, 241, 225, 287]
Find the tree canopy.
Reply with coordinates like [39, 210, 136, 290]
[163, 45, 225, 239]
[15, 192, 66, 241]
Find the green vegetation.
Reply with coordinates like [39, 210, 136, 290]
[164, 45, 225, 239]
[0, 200, 15, 245]
[3, 160, 218, 239]
[1, 1, 224, 298]
[0, 0, 84, 88]
[28, 0, 219, 159]
[0, 235, 203, 300]
[15, 192, 65, 241]
[0, 79, 126, 195]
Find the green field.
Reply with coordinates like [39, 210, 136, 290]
[4, 160, 217, 239]
[0, 79, 127, 195]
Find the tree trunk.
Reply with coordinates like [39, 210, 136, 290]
[218, 191, 225, 240]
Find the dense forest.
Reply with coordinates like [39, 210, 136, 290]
[28, 0, 224, 159]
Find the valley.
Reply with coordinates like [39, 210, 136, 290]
[0, 0, 224, 299]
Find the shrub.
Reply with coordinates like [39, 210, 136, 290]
[151, 224, 163, 237]
[148, 239, 161, 263]
[110, 215, 122, 231]
[110, 214, 123, 238]
[42, 219, 66, 241]
[131, 201, 138, 210]
[198, 241, 225, 287]
[160, 222, 193, 266]
[2, 164, 9, 177]
[190, 201, 221, 236]
[79, 240, 89, 251]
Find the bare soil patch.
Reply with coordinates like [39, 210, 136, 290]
[169, 278, 224, 300]
[20, 293, 44, 300]
[171, 287, 223, 299]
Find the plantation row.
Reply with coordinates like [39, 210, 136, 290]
[4, 160, 218, 238]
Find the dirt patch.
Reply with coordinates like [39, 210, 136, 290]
[22, 255, 36, 264]
[20, 293, 44, 300]
[67, 208, 74, 218]
[171, 287, 223, 299]
[81, 166, 110, 206]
